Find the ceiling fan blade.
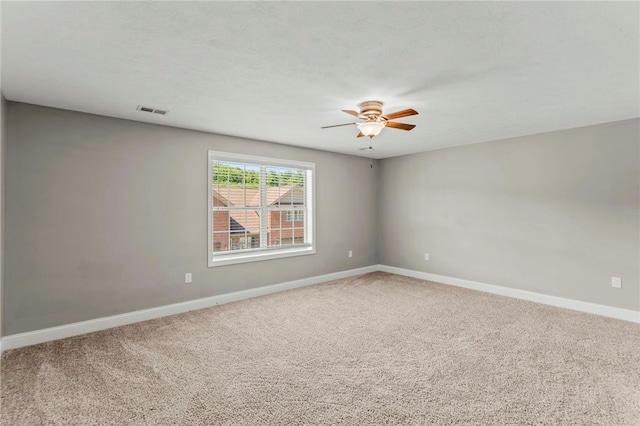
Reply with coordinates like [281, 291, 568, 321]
[382, 108, 418, 121]
[342, 109, 365, 119]
[321, 123, 356, 129]
[385, 121, 416, 131]
[356, 131, 365, 138]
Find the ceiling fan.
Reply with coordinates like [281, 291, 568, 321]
[321, 101, 418, 138]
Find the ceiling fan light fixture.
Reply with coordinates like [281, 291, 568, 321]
[356, 121, 385, 137]
[322, 101, 418, 143]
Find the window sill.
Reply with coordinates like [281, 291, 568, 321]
[208, 245, 315, 267]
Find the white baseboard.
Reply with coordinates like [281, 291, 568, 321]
[2, 264, 637, 354]
[0, 265, 378, 353]
[378, 264, 640, 324]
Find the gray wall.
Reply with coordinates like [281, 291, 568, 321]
[0, 95, 6, 340]
[379, 119, 640, 311]
[4, 102, 638, 336]
[3, 102, 379, 335]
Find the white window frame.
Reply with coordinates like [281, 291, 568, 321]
[208, 150, 316, 267]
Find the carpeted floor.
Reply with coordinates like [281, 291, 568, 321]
[1, 272, 639, 425]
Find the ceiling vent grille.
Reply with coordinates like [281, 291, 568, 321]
[136, 105, 169, 115]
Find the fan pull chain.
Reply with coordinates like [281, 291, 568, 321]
[370, 158, 373, 168]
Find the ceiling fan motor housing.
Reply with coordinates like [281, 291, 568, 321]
[359, 101, 384, 119]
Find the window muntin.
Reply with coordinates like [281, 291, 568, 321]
[208, 151, 315, 267]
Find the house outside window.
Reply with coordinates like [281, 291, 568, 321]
[208, 151, 315, 267]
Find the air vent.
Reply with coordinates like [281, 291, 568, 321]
[136, 105, 169, 115]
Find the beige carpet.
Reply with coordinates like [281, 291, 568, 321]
[1, 272, 639, 425]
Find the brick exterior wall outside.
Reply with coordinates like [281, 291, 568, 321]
[212, 195, 230, 251]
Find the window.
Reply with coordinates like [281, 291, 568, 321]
[208, 151, 315, 267]
[285, 210, 305, 222]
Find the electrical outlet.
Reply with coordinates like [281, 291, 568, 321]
[424, 253, 430, 261]
[185, 273, 192, 284]
[611, 277, 622, 289]
[348, 250, 353, 258]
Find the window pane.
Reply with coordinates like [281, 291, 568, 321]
[269, 228, 281, 247]
[228, 209, 260, 250]
[213, 232, 230, 252]
[212, 161, 261, 208]
[293, 228, 305, 244]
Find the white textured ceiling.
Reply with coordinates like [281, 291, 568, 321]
[1, 1, 638, 159]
